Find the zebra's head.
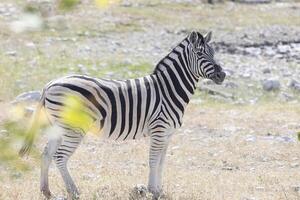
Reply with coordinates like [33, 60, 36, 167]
[187, 31, 226, 84]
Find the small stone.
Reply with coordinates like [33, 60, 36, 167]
[289, 79, 299, 88]
[25, 42, 36, 48]
[84, 46, 91, 51]
[262, 79, 280, 91]
[245, 135, 256, 142]
[171, 146, 180, 150]
[264, 47, 276, 56]
[241, 73, 251, 78]
[291, 185, 300, 192]
[0, 129, 8, 136]
[290, 163, 299, 168]
[5, 51, 17, 56]
[275, 136, 294, 143]
[255, 186, 264, 191]
[244, 47, 261, 56]
[13, 91, 41, 103]
[222, 166, 233, 171]
[262, 68, 271, 74]
[277, 44, 291, 54]
[288, 79, 300, 92]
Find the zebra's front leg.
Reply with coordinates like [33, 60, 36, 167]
[148, 135, 170, 200]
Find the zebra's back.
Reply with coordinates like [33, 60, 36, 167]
[43, 74, 162, 140]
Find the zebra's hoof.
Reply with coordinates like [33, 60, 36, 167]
[147, 187, 161, 200]
[67, 192, 80, 200]
[41, 189, 52, 199]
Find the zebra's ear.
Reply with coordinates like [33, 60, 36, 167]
[188, 31, 198, 45]
[204, 31, 212, 43]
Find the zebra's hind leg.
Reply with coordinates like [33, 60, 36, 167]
[41, 136, 62, 199]
[53, 129, 83, 199]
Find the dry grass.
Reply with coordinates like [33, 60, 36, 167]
[1, 103, 300, 200]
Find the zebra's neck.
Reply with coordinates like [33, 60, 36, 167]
[151, 40, 199, 127]
[153, 39, 199, 101]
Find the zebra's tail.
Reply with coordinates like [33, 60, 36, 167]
[19, 88, 46, 157]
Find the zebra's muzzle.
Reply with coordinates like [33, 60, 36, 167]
[211, 71, 226, 85]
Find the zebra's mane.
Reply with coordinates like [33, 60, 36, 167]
[153, 37, 190, 74]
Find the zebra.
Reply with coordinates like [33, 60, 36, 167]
[19, 31, 226, 200]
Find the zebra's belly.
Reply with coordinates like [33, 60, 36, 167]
[98, 117, 150, 141]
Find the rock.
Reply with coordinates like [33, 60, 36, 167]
[12, 91, 41, 104]
[264, 47, 276, 56]
[0, 129, 8, 136]
[275, 136, 294, 143]
[245, 135, 256, 142]
[222, 166, 233, 171]
[255, 187, 264, 191]
[291, 185, 300, 192]
[277, 44, 291, 54]
[262, 68, 271, 74]
[282, 71, 292, 77]
[241, 72, 251, 79]
[5, 51, 17, 56]
[10, 13, 43, 33]
[262, 79, 280, 91]
[290, 163, 299, 168]
[244, 47, 261, 56]
[289, 79, 300, 92]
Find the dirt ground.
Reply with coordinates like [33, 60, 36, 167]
[1, 103, 300, 200]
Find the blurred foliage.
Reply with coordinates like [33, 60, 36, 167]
[59, 0, 80, 10]
[23, 4, 40, 14]
[0, 93, 100, 170]
[95, 0, 109, 8]
[0, 105, 40, 171]
[94, 0, 120, 8]
[58, 0, 119, 10]
[61, 94, 95, 133]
